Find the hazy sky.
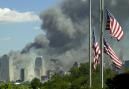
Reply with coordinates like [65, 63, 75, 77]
[0, 0, 61, 55]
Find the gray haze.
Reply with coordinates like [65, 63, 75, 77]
[5, 0, 129, 78]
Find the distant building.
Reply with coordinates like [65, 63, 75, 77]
[124, 60, 129, 68]
[46, 70, 54, 79]
[73, 62, 80, 68]
[20, 68, 25, 82]
[41, 75, 48, 83]
[0, 55, 11, 82]
[25, 63, 35, 81]
[34, 56, 46, 80]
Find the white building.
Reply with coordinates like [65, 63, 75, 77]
[34, 56, 46, 80]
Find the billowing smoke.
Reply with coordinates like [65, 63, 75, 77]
[3, 0, 129, 80]
[21, 34, 49, 53]
[39, 0, 129, 69]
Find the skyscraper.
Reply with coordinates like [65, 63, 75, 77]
[0, 55, 10, 82]
[20, 68, 25, 82]
[34, 56, 46, 80]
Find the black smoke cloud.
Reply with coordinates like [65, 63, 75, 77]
[22, 0, 129, 53]
[12, 0, 129, 71]
[21, 34, 49, 53]
[41, 8, 87, 50]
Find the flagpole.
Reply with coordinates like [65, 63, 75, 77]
[100, 0, 104, 88]
[89, 0, 92, 88]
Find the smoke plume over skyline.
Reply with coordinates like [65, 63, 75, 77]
[1, 0, 129, 80]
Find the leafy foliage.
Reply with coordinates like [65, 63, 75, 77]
[0, 62, 128, 89]
[31, 78, 41, 89]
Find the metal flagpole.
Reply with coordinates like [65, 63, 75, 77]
[89, 0, 92, 88]
[100, 0, 104, 88]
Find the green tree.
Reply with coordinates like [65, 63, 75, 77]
[31, 78, 41, 89]
[39, 62, 120, 89]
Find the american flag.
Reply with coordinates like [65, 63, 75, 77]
[92, 30, 101, 69]
[104, 39, 123, 69]
[106, 9, 124, 41]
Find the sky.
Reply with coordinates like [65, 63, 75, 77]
[0, 0, 61, 55]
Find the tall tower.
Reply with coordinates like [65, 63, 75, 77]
[34, 56, 46, 80]
[20, 68, 25, 82]
[41, 56, 46, 76]
[0, 55, 10, 82]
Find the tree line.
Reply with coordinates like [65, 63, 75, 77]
[0, 62, 129, 89]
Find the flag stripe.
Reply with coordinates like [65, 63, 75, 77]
[114, 26, 122, 37]
[112, 19, 118, 33]
[104, 45, 122, 66]
[104, 39, 123, 68]
[93, 42, 101, 69]
[92, 31, 101, 69]
[108, 48, 122, 65]
[107, 46, 122, 66]
[108, 45, 122, 65]
[109, 52, 122, 65]
[112, 19, 116, 33]
[106, 9, 124, 41]
[118, 31, 124, 40]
